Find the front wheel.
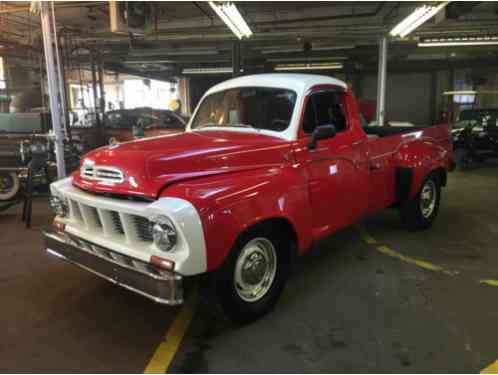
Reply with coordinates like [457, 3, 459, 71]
[215, 227, 291, 324]
[400, 173, 441, 231]
[0, 172, 21, 201]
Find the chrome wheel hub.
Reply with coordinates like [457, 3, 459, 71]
[234, 238, 277, 302]
[420, 179, 436, 218]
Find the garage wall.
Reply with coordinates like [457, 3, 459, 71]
[361, 73, 432, 126]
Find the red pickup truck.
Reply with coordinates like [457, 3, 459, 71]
[44, 74, 453, 323]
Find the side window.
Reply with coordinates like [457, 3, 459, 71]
[303, 98, 317, 134]
[303, 91, 348, 134]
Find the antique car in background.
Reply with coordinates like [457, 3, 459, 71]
[452, 108, 498, 168]
[0, 112, 83, 201]
[0, 112, 51, 201]
[44, 74, 453, 323]
[441, 91, 498, 169]
[71, 108, 187, 148]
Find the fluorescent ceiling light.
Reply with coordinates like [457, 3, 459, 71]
[443, 90, 477, 95]
[444, 90, 498, 96]
[261, 45, 355, 54]
[390, 2, 449, 38]
[267, 56, 348, 63]
[274, 63, 343, 71]
[419, 35, 498, 47]
[209, 1, 252, 39]
[182, 67, 242, 74]
[419, 41, 498, 47]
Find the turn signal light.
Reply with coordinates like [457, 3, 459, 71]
[150, 255, 175, 270]
[53, 218, 66, 232]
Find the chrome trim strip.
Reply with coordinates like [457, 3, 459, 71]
[81, 165, 125, 184]
[44, 229, 183, 305]
[44, 231, 176, 281]
[46, 248, 182, 305]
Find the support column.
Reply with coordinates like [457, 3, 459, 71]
[52, 30, 71, 140]
[429, 71, 437, 125]
[232, 41, 241, 77]
[376, 36, 388, 126]
[90, 51, 101, 128]
[97, 53, 105, 114]
[40, 1, 66, 179]
[448, 66, 455, 123]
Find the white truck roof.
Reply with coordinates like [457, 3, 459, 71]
[205, 73, 347, 97]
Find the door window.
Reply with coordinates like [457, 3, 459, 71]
[303, 91, 348, 134]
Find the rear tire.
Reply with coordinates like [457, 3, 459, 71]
[400, 173, 441, 231]
[0, 172, 20, 201]
[215, 225, 291, 324]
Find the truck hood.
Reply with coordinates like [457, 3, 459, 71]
[72, 130, 292, 198]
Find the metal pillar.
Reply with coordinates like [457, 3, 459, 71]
[376, 36, 388, 126]
[90, 51, 101, 128]
[55, 32, 71, 140]
[97, 53, 105, 114]
[448, 66, 455, 123]
[232, 41, 241, 77]
[40, 1, 66, 179]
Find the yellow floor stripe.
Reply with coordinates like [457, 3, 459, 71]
[144, 289, 199, 374]
[481, 359, 498, 374]
[480, 280, 498, 287]
[359, 227, 458, 276]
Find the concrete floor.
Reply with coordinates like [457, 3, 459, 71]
[1, 163, 497, 373]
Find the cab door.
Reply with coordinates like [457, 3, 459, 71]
[295, 88, 369, 239]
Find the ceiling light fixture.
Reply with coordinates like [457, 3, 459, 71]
[261, 45, 355, 54]
[390, 2, 449, 38]
[209, 1, 253, 39]
[267, 56, 348, 63]
[182, 67, 242, 75]
[418, 35, 498, 47]
[274, 63, 343, 71]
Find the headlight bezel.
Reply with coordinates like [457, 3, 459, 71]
[151, 215, 178, 252]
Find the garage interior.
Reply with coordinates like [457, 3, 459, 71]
[1, 1, 498, 373]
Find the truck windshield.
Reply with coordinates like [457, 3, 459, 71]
[191, 87, 297, 132]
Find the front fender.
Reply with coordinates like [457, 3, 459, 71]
[161, 166, 312, 272]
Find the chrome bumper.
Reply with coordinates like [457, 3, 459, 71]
[43, 227, 183, 305]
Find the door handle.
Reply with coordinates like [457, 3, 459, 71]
[369, 162, 381, 171]
[352, 140, 365, 147]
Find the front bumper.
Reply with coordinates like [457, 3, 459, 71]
[43, 227, 183, 305]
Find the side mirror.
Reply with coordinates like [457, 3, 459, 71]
[308, 124, 336, 149]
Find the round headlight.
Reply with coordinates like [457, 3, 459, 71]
[152, 216, 177, 252]
[49, 195, 68, 217]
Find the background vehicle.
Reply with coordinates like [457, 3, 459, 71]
[445, 91, 498, 168]
[71, 108, 187, 148]
[44, 74, 453, 323]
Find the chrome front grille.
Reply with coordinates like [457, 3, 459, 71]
[134, 216, 153, 242]
[67, 197, 152, 244]
[110, 211, 125, 234]
[80, 165, 124, 184]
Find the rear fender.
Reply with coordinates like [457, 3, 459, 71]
[395, 139, 448, 200]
